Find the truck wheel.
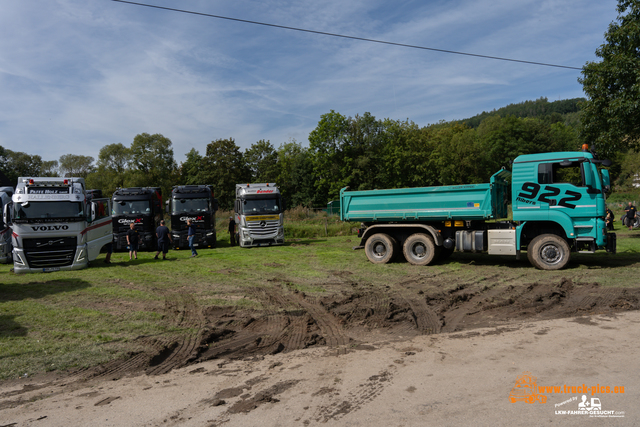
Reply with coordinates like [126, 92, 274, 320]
[403, 233, 439, 266]
[365, 233, 396, 264]
[527, 234, 570, 270]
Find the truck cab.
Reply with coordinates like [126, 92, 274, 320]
[168, 185, 218, 249]
[4, 177, 112, 273]
[234, 183, 285, 247]
[512, 149, 614, 268]
[111, 187, 163, 251]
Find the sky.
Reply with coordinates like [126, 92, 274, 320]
[0, 0, 620, 166]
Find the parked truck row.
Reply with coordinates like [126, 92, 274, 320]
[2, 180, 284, 273]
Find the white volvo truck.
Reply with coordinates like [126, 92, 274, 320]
[3, 177, 112, 273]
[234, 183, 285, 247]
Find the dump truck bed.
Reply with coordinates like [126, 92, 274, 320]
[340, 169, 511, 222]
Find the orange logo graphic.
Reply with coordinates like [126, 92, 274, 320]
[509, 372, 547, 404]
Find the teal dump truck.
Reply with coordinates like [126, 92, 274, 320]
[340, 148, 615, 270]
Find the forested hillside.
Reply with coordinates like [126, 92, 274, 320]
[459, 97, 584, 128]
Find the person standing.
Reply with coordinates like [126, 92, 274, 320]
[187, 219, 198, 257]
[154, 219, 173, 260]
[126, 223, 139, 260]
[605, 206, 615, 231]
[228, 216, 236, 247]
[625, 201, 637, 231]
[103, 242, 113, 264]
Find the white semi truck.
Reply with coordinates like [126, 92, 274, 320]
[234, 183, 285, 247]
[0, 186, 14, 263]
[3, 177, 113, 273]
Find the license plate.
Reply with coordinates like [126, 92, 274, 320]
[193, 244, 199, 247]
[43, 267, 60, 272]
[259, 243, 270, 247]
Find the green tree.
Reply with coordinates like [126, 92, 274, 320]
[578, 0, 640, 157]
[129, 133, 178, 198]
[308, 110, 350, 203]
[200, 138, 249, 210]
[276, 140, 317, 207]
[1, 149, 44, 184]
[179, 148, 205, 185]
[615, 150, 640, 189]
[41, 160, 59, 177]
[86, 143, 133, 195]
[58, 154, 95, 178]
[244, 140, 278, 183]
[309, 111, 388, 203]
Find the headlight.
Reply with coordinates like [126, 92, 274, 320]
[76, 248, 86, 262]
[14, 252, 25, 265]
[243, 231, 250, 239]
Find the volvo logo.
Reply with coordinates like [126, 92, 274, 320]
[260, 221, 266, 228]
[36, 239, 64, 247]
[30, 225, 69, 231]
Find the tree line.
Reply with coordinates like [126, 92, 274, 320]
[3, 98, 639, 211]
[0, 104, 604, 209]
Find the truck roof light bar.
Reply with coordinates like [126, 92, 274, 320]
[25, 178, 72, 186]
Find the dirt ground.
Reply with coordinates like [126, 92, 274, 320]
[1, 268, 640, 426]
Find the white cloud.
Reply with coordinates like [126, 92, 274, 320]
[0, 0, 620, 165]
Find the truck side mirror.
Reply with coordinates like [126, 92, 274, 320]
[165, 199, 170, 214]
[583, 163, 594, 188]
[3, 202, 12, 226]
[212, 198, 219, 212]
[601, 169, 611, 193]
[90, 202, 96, 222]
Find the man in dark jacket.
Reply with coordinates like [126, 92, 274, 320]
[154, 220, 173, 260]
[625, 202, 637, 231]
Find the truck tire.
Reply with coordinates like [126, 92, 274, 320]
[403, 233, 439, 266]
[365, 233, 396, 264]
[527, 234, 570, 270]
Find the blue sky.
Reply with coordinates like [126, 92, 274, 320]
[0, 0, 619, 166]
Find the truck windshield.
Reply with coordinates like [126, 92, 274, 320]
[172, 198, 209, 214]
[243, 197, 281, 214]
[13, 201, 85, 222]
[113, 200, 151, 215]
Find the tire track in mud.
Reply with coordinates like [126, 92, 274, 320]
[46, 279, 640, 388]
[85, 291, 204, 379]
[145, 292, 204, 375]
[310, 368, 396, 424]
[288, 292, 350, 352]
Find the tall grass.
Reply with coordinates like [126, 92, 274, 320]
[214, 207, 358, 239]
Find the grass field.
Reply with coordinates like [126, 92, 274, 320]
[1, 220, 639, 381]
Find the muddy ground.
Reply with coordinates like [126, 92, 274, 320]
[3, 275, 640, 403]
[2, 238, 640, 425]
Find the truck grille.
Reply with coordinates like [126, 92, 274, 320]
[23, 237, 77, 268]
[246, 220, 280, 237]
